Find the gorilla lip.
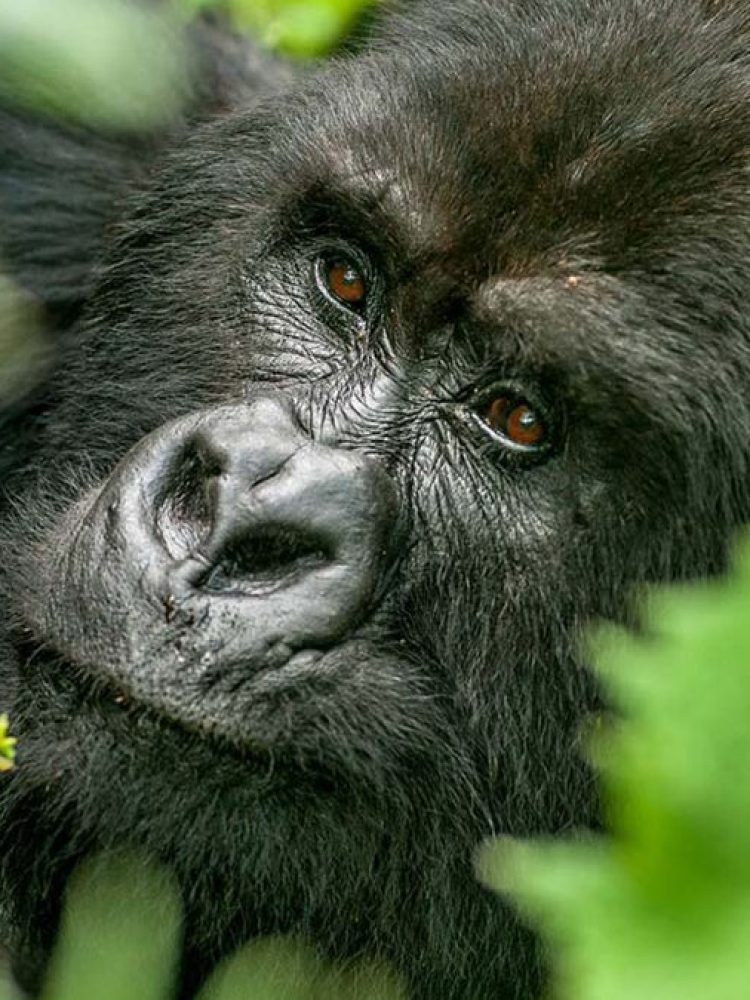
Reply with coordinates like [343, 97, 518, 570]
[99, 636, 420, 756]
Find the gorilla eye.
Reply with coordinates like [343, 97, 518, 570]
[477, 391, 549, 451]
[316, 255, 368, 310]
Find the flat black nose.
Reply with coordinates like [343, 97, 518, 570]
[160, 396, 398, 662]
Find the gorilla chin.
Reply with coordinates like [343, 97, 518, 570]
[4, 1, 750, 999]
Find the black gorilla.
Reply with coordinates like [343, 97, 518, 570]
[2, 0, 750, 996]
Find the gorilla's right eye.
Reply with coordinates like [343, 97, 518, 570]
[471, 385, 554, 455]
[315, 254, 368, 311]
[484, 395, 546, 448]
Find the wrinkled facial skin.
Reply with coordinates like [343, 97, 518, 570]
[4, 1, 750, 998]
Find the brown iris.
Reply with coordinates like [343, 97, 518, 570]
[324, 258, 367, 307]
[483, 395, 547, 448]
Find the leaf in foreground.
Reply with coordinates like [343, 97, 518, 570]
[483, 539, 750, 1000]
[0, 714, 16, 773]
[0, 0, 189, 127]
[41, 854, 181, 1000]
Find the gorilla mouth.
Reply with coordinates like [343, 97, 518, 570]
[196, 523, 334, 597]
[89, 634, 422, 761]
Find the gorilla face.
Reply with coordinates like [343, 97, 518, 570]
[4, 1, 750, 997]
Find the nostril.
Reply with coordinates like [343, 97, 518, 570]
[197, 524, 334, 596]
[156, 441, 219, 560]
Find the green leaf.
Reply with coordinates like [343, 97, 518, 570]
[37, 852, 405, 1000]
[0, 0, 189, 127]
[0, 956, 13, 1000]
[0, 273, 47, 410]
[197, 938, 320, 1000]
[41, 853, 181, 1000]
[485, 534, 750, 1000]
[197, 937, 407, 1000]
[0, 713, 17, 772]
[225, 0, 374, 57]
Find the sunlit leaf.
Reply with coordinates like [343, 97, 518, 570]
[225, 0, 374, 57]
[0, 714, 16, 773]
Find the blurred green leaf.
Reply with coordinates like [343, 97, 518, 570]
[317, 957, 408, 1000]
[0, 0, 376, 129]
[0, 272, 47, 408]
[196, 0, 375, 57]
[35, 851, 405, 1000]
[0, 961, 12, 1000]
[0, 714, 16, 772]
[199, 936, 407, 1000]
[0, 0, 189, 127]
[484, 536, 750, 1000]
[41, 853, 181, 1000]
[198, 938, 321, 1000]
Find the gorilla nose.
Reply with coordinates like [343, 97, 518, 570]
[157, 398, 398, 664]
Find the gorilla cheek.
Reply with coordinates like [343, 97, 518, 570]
[24, 394, 401, 746]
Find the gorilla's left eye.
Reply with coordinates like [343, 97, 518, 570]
[316, 254, 368, 310]
[475, 389, 550, 452]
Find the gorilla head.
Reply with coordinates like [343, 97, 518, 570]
[3, 1, 750, 997]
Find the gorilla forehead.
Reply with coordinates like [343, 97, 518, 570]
[61, 0, 750, 485]
[276, 0, 750, 276]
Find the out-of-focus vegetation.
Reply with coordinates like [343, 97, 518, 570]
[200, 938, 406, 1000]
[21, 855, 406, 1000]
[181, 0, 376, 57]
[0, 959, 12, 1000]
[0, 0, 374, 130]
[0, 0, 190, 128]
[40, 856, 182, 1000]
[483, 537, 750, 1000]
[0, 717, 15, 774]
[0, 275, 46, 410]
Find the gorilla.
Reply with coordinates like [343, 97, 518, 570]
[2, 0, 750, 997]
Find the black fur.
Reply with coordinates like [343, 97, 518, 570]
[3, 2, 750, 997]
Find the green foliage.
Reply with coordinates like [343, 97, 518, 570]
[0, 0, 374, 128]
[179, 0, 375, 57]
[0, 274, 47, 410]
[41, 854, 182, 1000]
[484, 537, 750, 1000]
[0, 716, 16, 773]
[199, 938, 405, 1000]
[31, 853, 406, 1000]
[0, 949, 12, 1000]
[0, 0, 189, 127]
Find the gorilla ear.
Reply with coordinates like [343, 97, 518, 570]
[0, 12, 292, 310]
